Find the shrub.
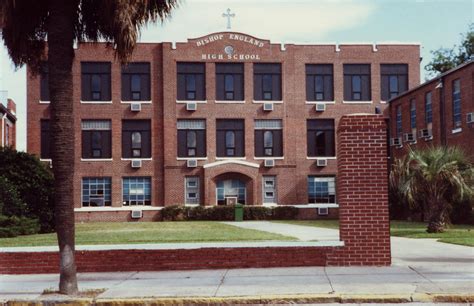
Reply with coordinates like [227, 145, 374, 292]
[244, 206, 272, 220]
[0, 214, 41, 238]
[272, 206, 299, 220]
[0, 147, 54, 232]
[161, 205, 185, 221]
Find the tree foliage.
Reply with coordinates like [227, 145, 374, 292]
[390, 147, 474, 232]
[425, 23, 473, 77]
[0, 147, 55, 233]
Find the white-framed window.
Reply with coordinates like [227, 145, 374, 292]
[307, 176, 336, 204]
[82, 177, 112, 207]
[122, 177, 151, 206]
[185, 176, 199, 204]
[262, 176, 277, 203]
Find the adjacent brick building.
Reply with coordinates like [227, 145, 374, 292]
[0, 90, 16, 149]
[27, 31, 420, 221]
[389, 60, 473, 160]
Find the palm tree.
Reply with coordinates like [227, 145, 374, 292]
[391, 147, 473, 233]
[0, 0, 177, 295]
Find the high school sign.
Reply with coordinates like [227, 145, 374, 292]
[196, 33, 264, 61]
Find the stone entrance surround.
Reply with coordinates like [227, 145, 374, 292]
[0, 114, 391, 273]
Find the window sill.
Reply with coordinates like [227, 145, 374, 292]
[184, 204, 200, 207]
[215, 100, 246, 104]
[252, 100, 283, 104]
[380, 101, 387, 104]
[306, 156, 337, 160]
[121, 158, 153, 161]
[215, 157, 247, 160]
[75, 206, 163, 212]
[40, 158, 52, 162]
[305, 101, 336, 104]
[342, 100, 373, 104]
[121, 100, 152, 104]
[452, 128, 462, 134]
[80, 100, 113, 104]
[39, 100, 50, 104]
[254, 157, 284, 160]
[176, 100, 207, 104]
[177, 157, 208, 161]
[81, 158, 113, 162]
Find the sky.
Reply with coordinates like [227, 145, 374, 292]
[0, 0, 472, 151]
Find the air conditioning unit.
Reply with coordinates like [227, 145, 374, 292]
[186, 102, 197, 111]
[418, 129, 433, 140]
[226, 197, 238, 205]
[131, 210, 143, 219]
[390, 137, 402, 147]
[264, 159, 275, 167]
[131, 159, 142, 168]
[403, 133, 416, 143]
[187, 159, 198, 168]
[467, 112, 474, 124]
[315, 103, 326, 112]
[316, 159, 327, 167]
[263, 103, 274, 111]
[130, 103, 141, 112]
[317, 207, 329, 216]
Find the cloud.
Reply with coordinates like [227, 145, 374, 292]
[140, 0, 377, 43]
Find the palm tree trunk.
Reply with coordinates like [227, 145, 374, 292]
[427, 199, 446, 233]
[48, 0, 79, 295]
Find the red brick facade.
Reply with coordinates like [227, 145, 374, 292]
[0, 97, 16, 149]
[26, 32, 420, 220]
[389, 61, 474, 161]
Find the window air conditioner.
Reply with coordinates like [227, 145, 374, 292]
[467, 113, 473, 124]
[316, 159, 327, 167]
[315, 103, 326, 112]
[263, 103, 274, 111]
[418, 129, 433, 140]
[403, 133, 416, 143]
[187, 159, 198, 168]
[390, 137, 402, 147]
[131, 159, 142, 168]
[186, 102, 197, 111]
[130, 103, 141, 112]
[317, 207, 329, 216]
[226, 197, 238, 205]
[131, 210, 143, 219]
[264, 159, 275, 167]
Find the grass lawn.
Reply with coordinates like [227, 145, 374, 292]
[0, 221, 295, 247]
[273, 220, 474, 247]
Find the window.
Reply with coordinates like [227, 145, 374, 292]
[306, 64, 333, 101]
[81, 62, 111, 101]
[410, 99, 416, 130]
[452, 79, 462, 129]
[122, 120, 151, 158]
[381, 64, 408, 100]
[40, 120, 51, 159]
[255, 120, 283, 157]
[185, 177, 200, 205]
[81, 120, 112, 159]
[216, 119, 244, 157]
[122, 177, 151, 206]
[308, 176, 336, 204]
[177, 120, 206, 157]
[82, 177, 111, 207]
[343, 64, 371, 101]
[216, 63, 244, 100]
[216, 179, 246, 205]
[40, 62, 49, 101]
[5, 124, 9, 146]
[307, 119, 335, 157]
[121, 63, 151, 101]
[262, 176, 277, 203]
[177, 63, 205, 100]
[396, 105, 402, 137]
[254, 63, 282, 100]
[425, 92, 432, 125]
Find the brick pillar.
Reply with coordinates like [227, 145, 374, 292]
[327, 114, 391, 266]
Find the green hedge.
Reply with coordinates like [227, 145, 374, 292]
[161, 205, 298, 221]
[0, 215, 41, 238]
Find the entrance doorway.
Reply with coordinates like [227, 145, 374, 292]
[216, 179, 246, 205]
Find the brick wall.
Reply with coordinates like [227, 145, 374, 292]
[326, 114, 391, 266]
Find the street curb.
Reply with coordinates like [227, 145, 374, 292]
[4, 293, 474, 305]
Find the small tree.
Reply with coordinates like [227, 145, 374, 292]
[390, 147, 474, 233]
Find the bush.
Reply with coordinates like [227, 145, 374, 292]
[0, 215, 41, 238]
[0, 147, 54, 232]
[161, 205, 300, 221]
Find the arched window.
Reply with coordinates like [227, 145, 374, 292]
[131, 75, 141, 100]
[264, 130, 273, 156]
[91, 74, 101, 100]
[225, 131, 235, 156]
[187, 131, 197, 156]
[91, 131, 102, 157]
[131, 131, 142, 157]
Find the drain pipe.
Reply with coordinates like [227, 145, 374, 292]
[1, 113, 6, 147]
[437, 77, 446, 146]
